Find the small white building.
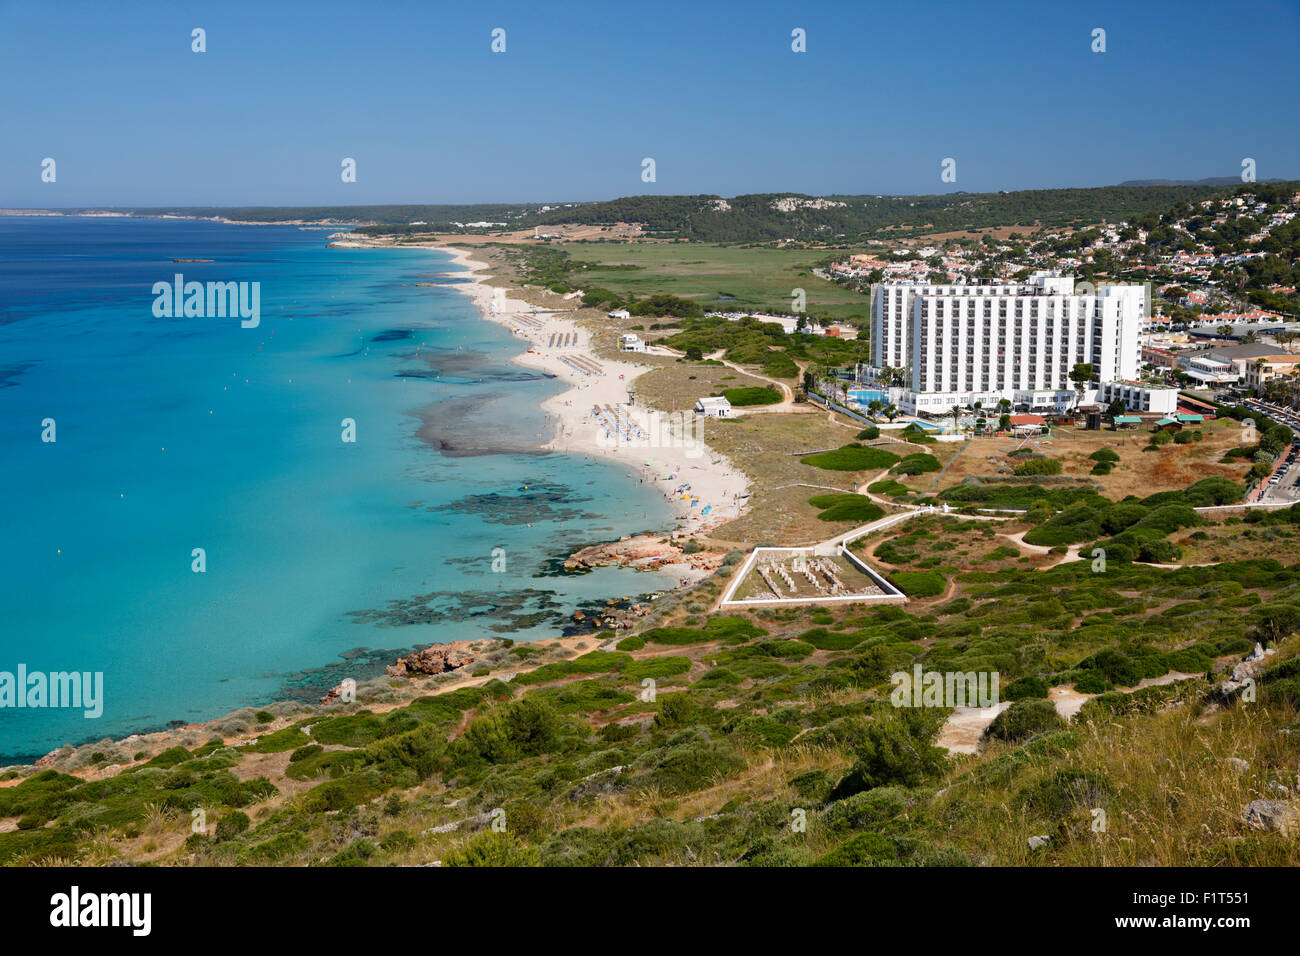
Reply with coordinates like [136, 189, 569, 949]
[695, 396, 733, 418]
[1096, 381, 1179, 415]
[608, 309, 631, 320]
[618, 333, 647, 352]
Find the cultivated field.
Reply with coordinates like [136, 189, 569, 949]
[556, 242, 870, 322]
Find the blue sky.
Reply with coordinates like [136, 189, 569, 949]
[2, 0, 1297, 206]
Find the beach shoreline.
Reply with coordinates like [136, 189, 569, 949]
[333, 237, 751, 549]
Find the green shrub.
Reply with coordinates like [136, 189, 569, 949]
[796, 627, 865, 650]
[638, 733, 748, 795]
[1014, 457, 1063, 476]
[1003, 676, 1050, 701]
[215, 811, 250, 841]
[891, 570, 946, 597]
[808, 493, 885, 523]
[984, 699, 1066, 743]
[461, 698, 561, 763]
[443, 831, 541, 867]
[829, 710, 948, 800]
[724, 386, 782, 407]
[1020, 770, 1114, 817]
[801, 444, 901, 471]
[892, 453, 942, 476]
[641, 616, 767, 646]
[288, 744, 323, 763]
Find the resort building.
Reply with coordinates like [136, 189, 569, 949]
[1179, 355, 1238, 386]
[1096, 381, 1180, 415]
[695, 396, 733, 418]
[1244, 355, 1300, 391]
[1181, 343, 1280, 382]
[618, 333, 647, 352]
[869, 272, 1145, 415]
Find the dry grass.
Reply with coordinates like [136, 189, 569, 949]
[1176, 520, 1300, 564]
[695, 415, 902, 546]
[934, 692, 1300, 866]
[932, 418, 1250, 499]
[633, 360, 786, 415]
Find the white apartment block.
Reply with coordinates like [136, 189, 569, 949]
[870, 272, 1144, 414]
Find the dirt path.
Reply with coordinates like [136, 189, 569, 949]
[706, 351, 801, 413]
[1000, 530, 1052, 554]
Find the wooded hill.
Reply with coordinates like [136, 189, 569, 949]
[60, 182, 1300, 242]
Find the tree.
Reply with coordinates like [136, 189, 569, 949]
[804, 362, 826, 397]
[829, 709, 948, 800]
[1249, 604, 1300, 645]
[1070, 363, 1095, 412]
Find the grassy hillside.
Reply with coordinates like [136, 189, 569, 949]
[4, 501, 1299, 867]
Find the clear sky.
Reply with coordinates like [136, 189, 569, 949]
[2, 0, 1297, 206]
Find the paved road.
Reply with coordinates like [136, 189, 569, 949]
[1242, 399, 1300, 503]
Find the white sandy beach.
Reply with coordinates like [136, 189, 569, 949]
[331, 237, 752, 539]
[437, 247, 751, 536]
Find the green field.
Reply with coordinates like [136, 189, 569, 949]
[559, 242, 871, 322]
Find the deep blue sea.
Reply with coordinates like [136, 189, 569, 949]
[0, 216, 673, 761]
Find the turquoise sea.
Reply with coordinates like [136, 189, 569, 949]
[0, 216, 674, 761]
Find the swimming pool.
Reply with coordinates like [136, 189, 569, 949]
[847, 388, 888, 405]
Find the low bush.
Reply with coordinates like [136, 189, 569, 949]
[1014, 457, 1063, 477]
[984, 699, 1066, 743]
[801, 444, 901, 471]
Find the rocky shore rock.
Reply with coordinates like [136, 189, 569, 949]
[386, 646, 475, 678]
[564, 534, 725, 576]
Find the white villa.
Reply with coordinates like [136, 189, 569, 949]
[695, 396, 733, 418]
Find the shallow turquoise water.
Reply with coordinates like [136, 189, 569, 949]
[0, 217, 673, 760]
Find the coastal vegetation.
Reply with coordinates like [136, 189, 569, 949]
[6, 504, 1297, 868]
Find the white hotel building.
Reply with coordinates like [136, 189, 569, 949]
[869, 272, 1145, 415]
